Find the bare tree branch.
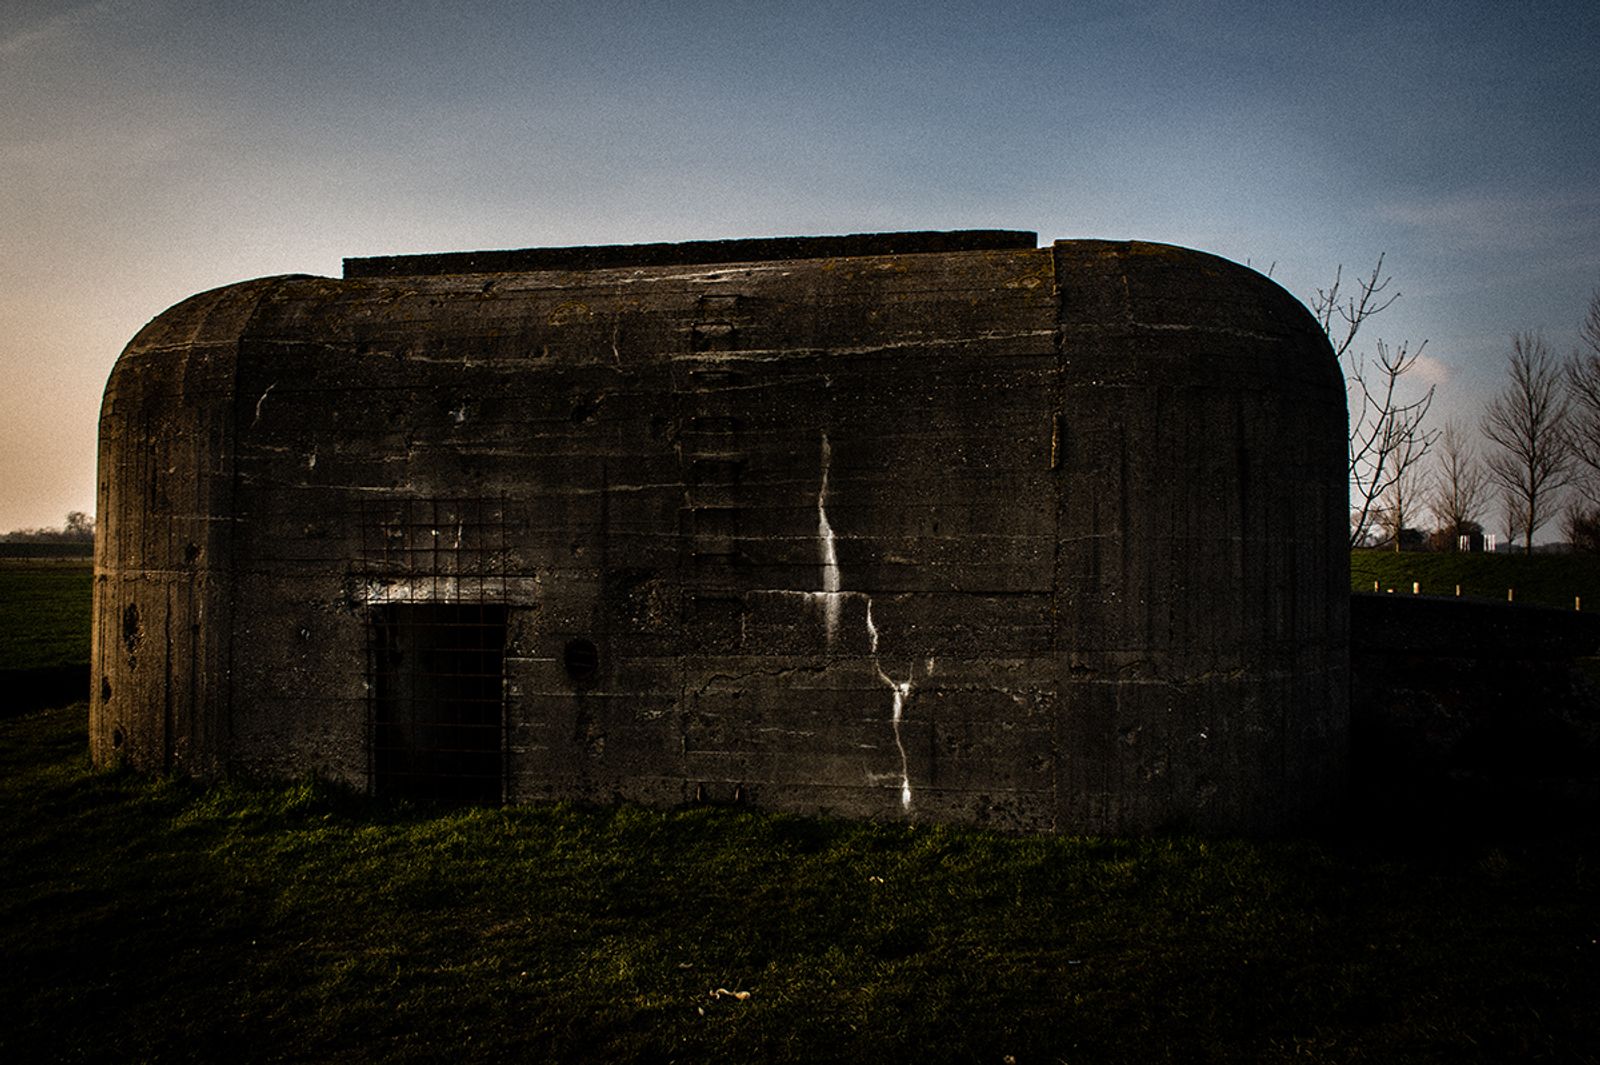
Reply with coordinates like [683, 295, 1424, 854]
[1312, 255, 1403, 362]
[1377, 439, 1427, 551]
[1311, 254, 1437, 548]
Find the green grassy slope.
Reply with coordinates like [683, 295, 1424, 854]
[0, 560, 92, 671]
[3, 705, 1597, 1064]
[1351, 548, 1600, 610]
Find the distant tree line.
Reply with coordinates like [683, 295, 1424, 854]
[2, 511, 95, 543]
[1336, 260, 1600, 555]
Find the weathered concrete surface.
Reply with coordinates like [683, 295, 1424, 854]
[93, 233, 1348, 834]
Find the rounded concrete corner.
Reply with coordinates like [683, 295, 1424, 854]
[1051, 239, 1337, 370]
[93, 274, 316, 775]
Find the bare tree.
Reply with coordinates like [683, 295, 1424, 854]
[1561, 502, 1600, 554]
[1312, 254, 1438, 547]
[1377, 435, 1427, 551]
[1564, 286, 1600, 507]
[1503, 492, 1525, 552]
[1427, 418, 1488, 548]
[1554, 286, 1600, 549]
[1482, 331, 1572, 554]
[1585, 284, 1600, 359]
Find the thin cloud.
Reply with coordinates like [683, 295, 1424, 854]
[1378, 188, 1600, 253]
[1410, 351, 1451, 388]
[0, 0, 142, 58]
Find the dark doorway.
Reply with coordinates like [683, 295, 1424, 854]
[371, 603, 507, 802]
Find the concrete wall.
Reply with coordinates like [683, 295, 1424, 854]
[93, 234, 1348, 834]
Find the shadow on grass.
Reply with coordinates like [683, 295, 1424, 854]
[0, 665, 88, 717]
[3, 703, 1598, 1064]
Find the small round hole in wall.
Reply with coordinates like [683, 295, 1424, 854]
[111, 727, 124, 750]
[563, 638, 599, 682]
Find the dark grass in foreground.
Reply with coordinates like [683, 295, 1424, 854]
[4, 707, 1598, 1064]
[1352, 548, 1600, 610]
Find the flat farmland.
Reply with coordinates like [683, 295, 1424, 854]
[0, 558, 91, 672]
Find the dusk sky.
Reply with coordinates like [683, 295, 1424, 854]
[3, 0, 1596, 533]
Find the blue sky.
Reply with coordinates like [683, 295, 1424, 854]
[3, 0, 1597, 531]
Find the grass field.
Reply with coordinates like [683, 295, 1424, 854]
[3, 558, 1598, 1061]
[0, 559, 92, 671]
[1352, 547, 1600, 610]
[4, 705, 1599, 1063]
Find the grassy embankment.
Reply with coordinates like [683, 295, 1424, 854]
[1352, 547, 1600, 609]
[2, 558, 1597, 1062]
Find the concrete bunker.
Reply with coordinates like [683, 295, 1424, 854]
[92, 231, 1349, 834]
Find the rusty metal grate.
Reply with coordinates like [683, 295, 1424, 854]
[355, 496, 513, 605]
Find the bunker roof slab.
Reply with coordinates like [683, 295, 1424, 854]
[342, 229, 1039, 278]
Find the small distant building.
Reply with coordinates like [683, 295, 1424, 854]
[92, 232, 1349, 834]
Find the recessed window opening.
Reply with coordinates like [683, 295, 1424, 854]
[371, 603, 507, 803]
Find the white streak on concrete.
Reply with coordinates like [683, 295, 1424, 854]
[864, 596, 914, 810]
[252, 382, 277, 427]
[887, 676, 913, 809]
[807, 436, 920, 811]
[817, 430, 842, 643]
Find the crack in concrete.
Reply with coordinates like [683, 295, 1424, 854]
[865, 597, 920, 809]
[691, 661, 831, 698]
[813, 430, 930, 811]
